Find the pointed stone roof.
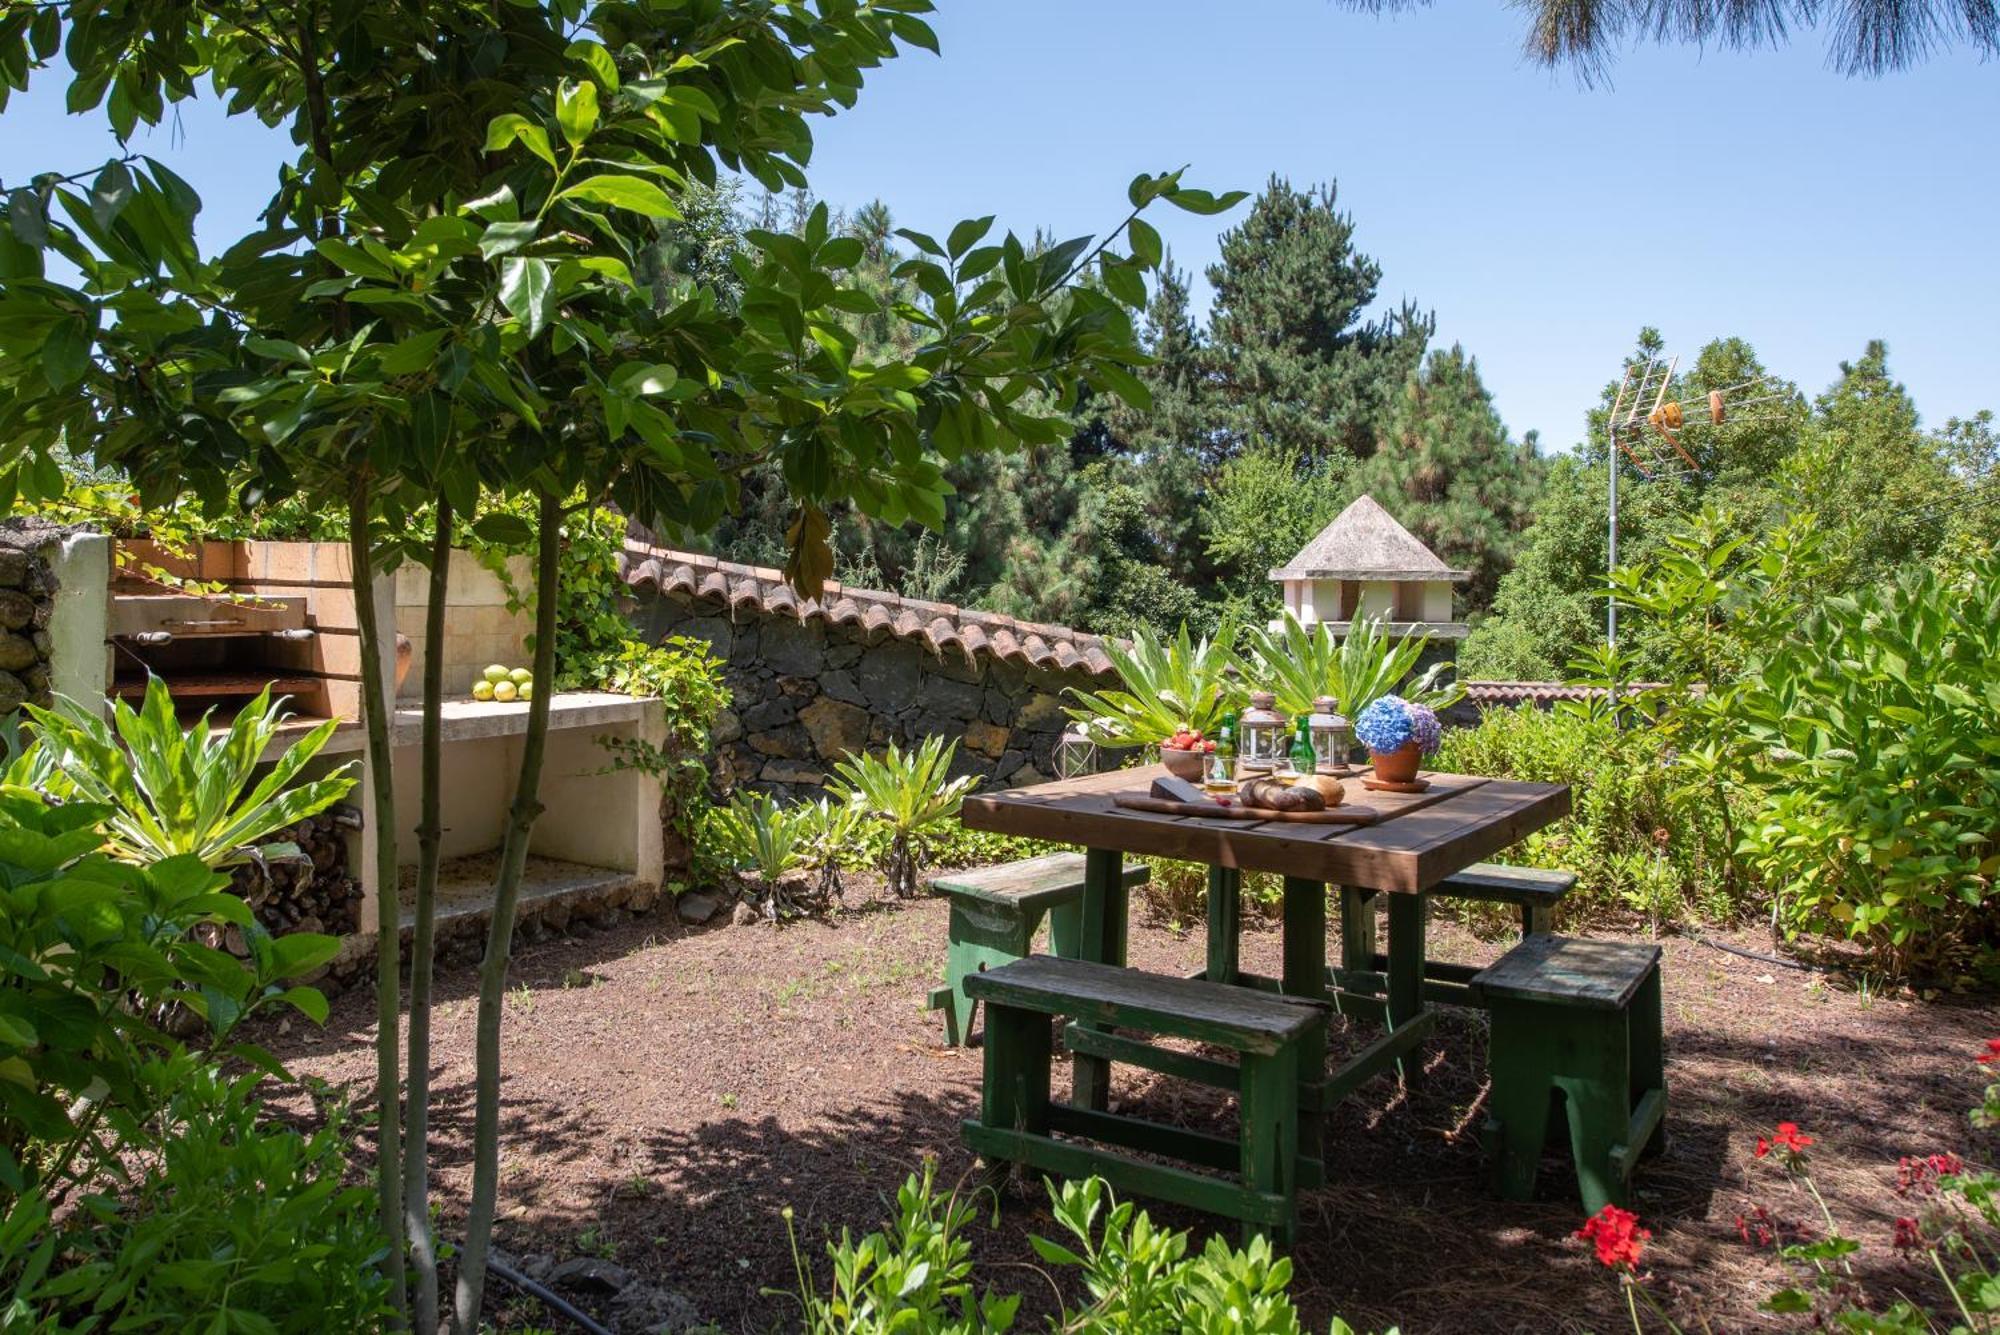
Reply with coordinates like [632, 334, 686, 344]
[1270, 494, 1469, 582]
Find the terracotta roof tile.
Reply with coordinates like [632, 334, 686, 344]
[1463, 681, 1667, 706]
[622, 542, 1118, 680]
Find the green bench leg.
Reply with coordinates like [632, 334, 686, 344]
[1206, 866, 1241, 986]
[1048, 897, 1083, 960]
[1523, 903, 1551, 936]
[1071, 848, 1129, 1113]
[1281, 877, 1330, 1176]
[1487, 977, 1664, 1213]
[1628, 965, 1667, 1161]
[938, 902, 1042, 1047]
[980, 1000, 1053, 1188]
[1238, 1046, 1299, 1247]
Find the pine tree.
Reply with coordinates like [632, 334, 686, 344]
[1352, 345, 1540, 611]
[1204, 177, 1431, 466]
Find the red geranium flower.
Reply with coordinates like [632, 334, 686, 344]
[1892, 1216, 1924, 1253]
[1755, 1122, 1814, 1159]
[1976, 1038, 2000, 1065]
[1896, 1152, 1964, 1196]
[1576, 1203, 1650, 1271]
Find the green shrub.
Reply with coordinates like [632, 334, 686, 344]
[1614, 514, 2000, 973]
[1136, 858, 1285, 930]
[0, 1060, 395, 1332]
[829, 736, 980, 898]
[1433, 703, 1735, 925]
[1246, 613, 1461, 720]
[24, 679, 355, 872]
[785, 1165, 1382, 1334]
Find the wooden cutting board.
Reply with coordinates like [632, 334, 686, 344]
[1112, 795, 1381, 825]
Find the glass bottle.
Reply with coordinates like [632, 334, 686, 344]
[1287, 716, 1316, 776]
[1208, 718, 1237, 789]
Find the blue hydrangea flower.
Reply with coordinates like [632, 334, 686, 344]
[1354, 695, 1414, 754]
[1407, 702, 1442, 756]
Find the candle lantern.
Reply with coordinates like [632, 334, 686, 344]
[1307, 696, 1353, 775]
[1237, 691, 1289, 772]
[1054, 725, 1098, 780]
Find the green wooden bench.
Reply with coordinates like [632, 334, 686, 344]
[1335, 863, 1577, 1007]
[1473, 934, 1667, 1214]
[962, 954, 1328, 1245]
[927, 853, 1149, 1046]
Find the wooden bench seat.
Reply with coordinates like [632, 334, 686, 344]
[927, 852, 1148, 1046]
[1473, 934, 1667, 1213]
[1432, 863, 1577, 936]
[962, 955, 1327, 1244]
[1333, 864, 1578, 1009]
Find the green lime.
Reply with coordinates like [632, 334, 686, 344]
[492, 680, 518, 703]
[516, 681, 534, 702]
[483, 663, 510, 684]
[471, 679, 495, 702]
[508, 667, 533, 686]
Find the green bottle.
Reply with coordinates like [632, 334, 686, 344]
[1211, 715, 1238, 786]
[1288, 716, 1316, 775]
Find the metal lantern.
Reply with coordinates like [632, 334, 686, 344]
[1054, 725, 1099, 780]
[1307, 696, 1353, 775]
[1237, 691, 1289, 772]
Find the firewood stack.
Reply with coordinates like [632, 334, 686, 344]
[225, 804, 365, 940]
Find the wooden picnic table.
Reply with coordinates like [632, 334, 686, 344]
[959, 763, 1571, 1112]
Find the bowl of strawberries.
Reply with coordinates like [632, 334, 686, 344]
[1160, 726, 1210, 781]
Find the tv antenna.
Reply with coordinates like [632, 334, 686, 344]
[1603, 354, 1792, 645]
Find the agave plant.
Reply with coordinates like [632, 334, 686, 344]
[25, 678, 355, 871]
[792, 795, 872, 903]
[704, 790, 808, 886]
[1063, 622, 1247, 748]
[1247, 613, 1462, 721]
[827, 735, 979, 898]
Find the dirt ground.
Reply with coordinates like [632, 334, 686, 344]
[268, 876, 1998, 1334]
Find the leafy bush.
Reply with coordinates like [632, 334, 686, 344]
[24, 679, 355, 872]
[785, 1165, 1379, 1334]
[1615, 515, 2000, 973]
[1246, 613, 1460, 720]
[706, 790, 808, 885]
[1433, 702, 1735, 925]
[0, 1061, 395, 1332]
[829, 736, 980, 898]
[1066, 622, 1246, 747]
[0, 781, 374, 1328]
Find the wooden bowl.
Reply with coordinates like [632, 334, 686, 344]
[1160, 746, 1206, 781]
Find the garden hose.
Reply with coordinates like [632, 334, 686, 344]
[484, 1255, 616, 1335]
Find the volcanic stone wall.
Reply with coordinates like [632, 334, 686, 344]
[0, 521, 68, 715]
[633, 591, 1101, 798]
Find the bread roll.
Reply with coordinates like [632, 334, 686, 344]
[1237, 778, 1327, 813]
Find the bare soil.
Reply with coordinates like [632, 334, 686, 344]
[267, 877, 1998, 1334]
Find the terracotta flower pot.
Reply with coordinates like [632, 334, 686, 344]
[1160, 746, 1206, 782]
[1370, 741, 1423, 785]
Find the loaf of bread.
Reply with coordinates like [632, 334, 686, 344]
[1304, 775, 1345, 806]
[1237, 778, 1327, 813]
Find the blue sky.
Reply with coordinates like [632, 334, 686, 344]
[3, 1, 1993, 448]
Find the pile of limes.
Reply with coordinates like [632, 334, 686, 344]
[470, 664, 536, 703]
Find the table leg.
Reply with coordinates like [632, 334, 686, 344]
[1070, 847, 1128, 1111]
[1281, 876, 1330, 1174]
[1205, 866, 1241, 986]
[1280, 877, 1329, 1002]
[1386, 891, 1429, 1086]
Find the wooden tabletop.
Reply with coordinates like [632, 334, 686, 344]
[960, 765, 1571, 894]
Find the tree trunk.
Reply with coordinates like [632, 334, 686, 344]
[451, 490, 561, 1334]
[348, 482, 409, 1323]
[404, 495, 453, 1333]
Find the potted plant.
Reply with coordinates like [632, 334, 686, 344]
[1353, 694, 1442, 785]
[1064, 623, 1245, 775]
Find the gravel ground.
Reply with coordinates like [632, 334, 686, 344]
[264, 876, 1998, 1333]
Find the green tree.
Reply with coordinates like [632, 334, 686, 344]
[0, 4, 1236, 1329]
[1200, 437, 1351, 623]
[1203, 176, 1431, 466]
[1352, 344, 1541, 611]
[1329, 0, 1998, 78]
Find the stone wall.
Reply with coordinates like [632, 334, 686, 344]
[632, 589, 1101, 796]
[0, 520, 72, 715]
